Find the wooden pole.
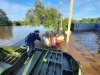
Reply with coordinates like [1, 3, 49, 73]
[66, 0, 74, 43]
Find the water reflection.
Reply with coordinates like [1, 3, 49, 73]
[73, 31, 100, 52]
[0, 26, 48, 46]
[0, 26, 13, 39]
[95, 32, 100, 52]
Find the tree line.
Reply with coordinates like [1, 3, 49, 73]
[0, 9, 12, 26]
[0, 0, 100, 31]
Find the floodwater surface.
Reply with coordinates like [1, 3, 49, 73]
[0, 26, 48, 46]
[73, 31, 100, 52]
[0, 26, 100, 53]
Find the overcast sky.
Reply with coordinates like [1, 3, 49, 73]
[0, 0, 100, 21]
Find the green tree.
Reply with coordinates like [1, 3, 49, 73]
[26, 0, 60, 28]
[78, 18, 100, 23]
[96, 18, 100, 23]
[43, 8, 60, 28]
[0, 9, 11, 26]
[79, 18, 90, 23]
[62, 18, 69, 31]
[26, 0, 45, 25]
[12, 21, 21, 26]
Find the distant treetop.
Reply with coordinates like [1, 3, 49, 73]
[0, 9, 11, 26]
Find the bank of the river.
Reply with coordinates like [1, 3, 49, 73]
[57, 35, 100, 75]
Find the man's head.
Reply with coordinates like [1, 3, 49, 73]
[34, 30, 40, 34]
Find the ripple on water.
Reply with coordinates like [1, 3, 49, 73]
[73, 31, 100, 52]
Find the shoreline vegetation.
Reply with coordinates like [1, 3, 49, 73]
[0, 0, 100, 31]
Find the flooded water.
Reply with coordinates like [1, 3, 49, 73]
[0, 26, 48, 46]
[0, 26, 100, 53]
[73, 31, 100, 52]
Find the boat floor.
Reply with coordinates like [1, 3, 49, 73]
[15, 48, 79, 75]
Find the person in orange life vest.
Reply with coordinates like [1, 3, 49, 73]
[56, 34, 64, 45]
[50, 36, 56, 47]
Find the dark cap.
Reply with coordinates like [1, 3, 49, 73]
[34, 30, 40, 33]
